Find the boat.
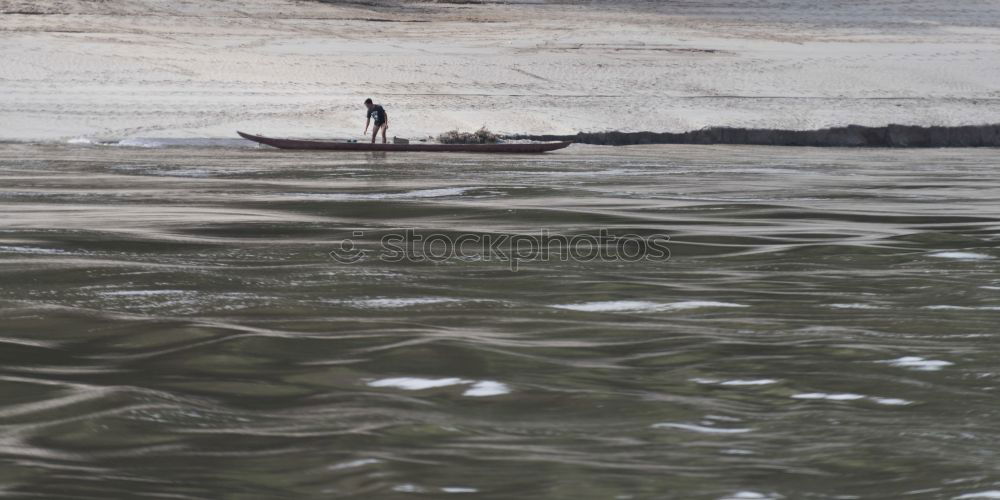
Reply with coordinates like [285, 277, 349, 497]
[237, 131, 571, 153]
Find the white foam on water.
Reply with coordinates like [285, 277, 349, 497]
[441, 487, 479, 493]
[830, 303, 884, 309]
[792, 392, 912, 405]
[792, 393, 865, 401]
[881, 356, 953, 371]
[519, 168, 648, 178]
[651, 422, 752, 434]
[719, 493, 781, 500]
[929, 251, 993, 260]
[872, 397, 913, 406]
[462, 380, 510, 397]
[328, 458, 381, 470]
[662, 301, 748, 311]
[0, 245, 68, 255]
[348, 297, 461, 308]
[719, 379, 779, 386]
[100, 290, 188, 297]
[721, 492, 784, 500]
[691, 378, 777, 386]
[954, 492, 1000, 499]
[552, 300, 747, 312]
[115, 138, 166, 148]
[551, 300, 662, 312]
[923, 305, 1000, 311]
[400, 187, 474, 198]
[367, 377, 510, 396]
[0, 337, 59, 348]
[691, 378, 721, 384]
[81, 137, 254, 148]
[393, 484, 424, 493]
[292, 187, 474, 201]
[367, 377, 471, 390]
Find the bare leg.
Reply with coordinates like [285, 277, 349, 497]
[371, 124, 379, 144]
[381, 126, 387, 144]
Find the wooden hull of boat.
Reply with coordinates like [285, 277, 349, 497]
[237, 131, 570, 153]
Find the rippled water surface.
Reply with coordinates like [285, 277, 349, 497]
[1, 143, 999, 499]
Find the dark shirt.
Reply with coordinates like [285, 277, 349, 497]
[367, 105, 386, 124]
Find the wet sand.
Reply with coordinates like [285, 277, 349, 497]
[2, 0, 1000, 141]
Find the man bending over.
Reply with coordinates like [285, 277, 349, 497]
[363, 98, 389, 144]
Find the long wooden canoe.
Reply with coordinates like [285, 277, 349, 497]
[237, 131, 571, 153]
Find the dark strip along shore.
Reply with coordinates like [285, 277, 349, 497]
[506, 123, 1000, 147]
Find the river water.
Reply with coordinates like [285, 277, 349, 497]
[1, 143, 998, 499]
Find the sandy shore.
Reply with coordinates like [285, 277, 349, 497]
[2, 0, 1000, 142]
